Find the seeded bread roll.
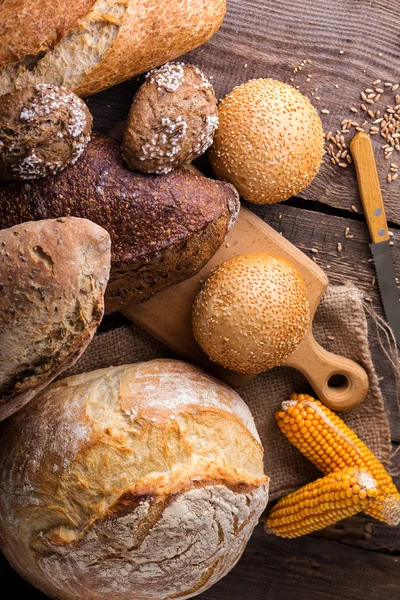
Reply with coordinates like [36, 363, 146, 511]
[122, 63, 219, 174]
[0, 359, 269, 600]
[0, 217, 111, 420]
[0, 84, 92, 180]
[0, 0, 226, 98]
[0, 135, 240, 313]
[209, 79, 324, 204]
[192, 253, 310, 373]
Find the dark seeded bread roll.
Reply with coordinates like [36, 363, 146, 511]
[0, 135, 240, 313]
[122, 63, 218, 174]
[0, 217, 111, 420]
[0, 84, 92, 180]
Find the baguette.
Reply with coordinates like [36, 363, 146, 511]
[0, 0, 226, 97]
[0, 135, 240, 313]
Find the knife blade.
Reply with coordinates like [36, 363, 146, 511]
[350, 131, 400, 347]
[370, 241, 400, 342]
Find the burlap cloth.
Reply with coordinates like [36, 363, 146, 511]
[64, 284, 392, 502]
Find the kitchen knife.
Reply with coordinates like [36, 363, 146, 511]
[350, 131, 400, 346]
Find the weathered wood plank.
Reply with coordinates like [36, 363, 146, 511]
[254, 202, 400, 310]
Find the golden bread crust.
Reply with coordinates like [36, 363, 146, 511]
[0, 217, 111, 420]
[0, 0, 97, 70]
[0, 359, 268, 600]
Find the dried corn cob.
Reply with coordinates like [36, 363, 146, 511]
[266, 467, 378, 538]
[276, 393, 400, 526]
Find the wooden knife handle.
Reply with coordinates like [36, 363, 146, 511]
[350, 132, 389, 243]
[283, 328, 369, 411]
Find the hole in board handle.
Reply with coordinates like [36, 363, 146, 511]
[328, 374, 349, 391]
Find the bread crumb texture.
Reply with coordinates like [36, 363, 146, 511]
[209, 79, 324, 204]
[0, 0, 127, 95]
[0, 217, 111, 420]
[0, 84, 92, 180]
[0, 359, 268, 600]
[122, 63, 218, 174]
[192, 253, 310, 373]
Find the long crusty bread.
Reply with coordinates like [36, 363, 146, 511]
[0, 0, 226, 97]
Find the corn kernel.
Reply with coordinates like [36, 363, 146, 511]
[276, 394, 400, 526]
[266, 467, 376, 538]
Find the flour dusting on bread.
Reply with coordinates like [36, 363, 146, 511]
[0, 359, 268, 600]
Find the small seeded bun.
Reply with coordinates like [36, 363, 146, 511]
[0, 84, 92, 180]
[209, 79, 324, 204]
[192, 253, 310, 373]
[122, 62, 219, 174]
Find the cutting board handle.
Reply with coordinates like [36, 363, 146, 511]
[283, 329, 369, 411]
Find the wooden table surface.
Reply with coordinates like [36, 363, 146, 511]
[1, 1, 400, 598]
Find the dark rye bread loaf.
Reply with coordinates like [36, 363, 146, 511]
[0, 135, 240, 313]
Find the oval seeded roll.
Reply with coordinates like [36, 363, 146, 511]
[0, 217, 111, 420]
[209, 79, 324, 204]
[0, 84, 92, 180]
[122, 63, 219, 174]
[0, 359, 269, 600]
[192, 253, 310, 373]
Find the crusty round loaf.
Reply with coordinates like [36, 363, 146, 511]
[0, 359, 269, 600]
[192, 253, 310, 373]
[209, 79, 324, 204]
[0, 84, 92, 180]
[0, 217, 111, 420]
[122, 63, 219, 174]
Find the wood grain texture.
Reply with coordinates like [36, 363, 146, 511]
[351, 133, 390, 243]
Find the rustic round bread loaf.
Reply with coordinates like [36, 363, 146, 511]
[0, 359, 269, 600]
[209, 78, 324, 204]
[192, 253, 310, 373]
[0, 84, 92, 180]
[122, 63, 219, 174]
[0, 217, 111, 420]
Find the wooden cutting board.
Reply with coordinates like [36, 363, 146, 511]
[123, 206, 369, 411]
